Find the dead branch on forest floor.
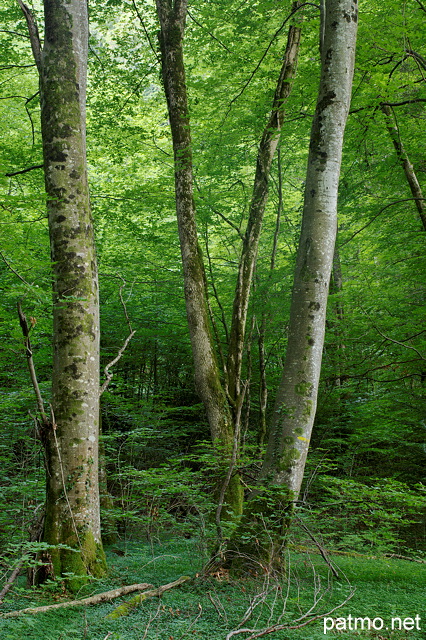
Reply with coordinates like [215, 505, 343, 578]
[106, 575, 191, 618]
[1, 582, 153, 618]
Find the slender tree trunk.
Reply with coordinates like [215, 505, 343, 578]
[19, 0, 107, 590]
[229, 0, 358, 570]
[328, 242, 345, 387]
[258, 147, 285, 447]
[156, 0, 301, 523]
[155, 0, 243, 517]
[226, 9, 301, 405]
[380, 102, 426, 232]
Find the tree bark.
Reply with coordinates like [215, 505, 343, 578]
[229, 0, 358, 570]
[19, 0, 107, 589]
[155, 0, 243, 517]
[262, 0, 357, 502]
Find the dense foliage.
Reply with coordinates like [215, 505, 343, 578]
[0, 0, 425, 585]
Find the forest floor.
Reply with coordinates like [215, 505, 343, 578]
[0, 537, 425, 640]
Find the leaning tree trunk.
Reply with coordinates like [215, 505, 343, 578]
[228, 0, 358, 571]
[155, 0, 243, 518]
[156, 0, 302, 525]
[380, 102, 426, 232]
[226, 7, 301, 405]
[19, 0, 107, 590]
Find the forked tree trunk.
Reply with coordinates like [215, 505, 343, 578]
[228, 0, 358, 570]
[19, 0, 107, 590]
[156, 0, 301, 523]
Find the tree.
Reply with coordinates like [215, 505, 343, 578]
[155, 0, 301, 522]
[228, 0, 358, 568]
[18, 0, 107, 588]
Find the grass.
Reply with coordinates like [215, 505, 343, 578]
[0, 538, 425, 640]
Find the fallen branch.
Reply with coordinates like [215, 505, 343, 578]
[106, 575, 191, 619]
[1, 582, 153, 618]
[384, 553, 426, 564]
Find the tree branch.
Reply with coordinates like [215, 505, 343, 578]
[1, 582, 154, 618]
[131, 0, 161, 62]
[338, 198, 425, 247]
[414, 0, 426, 12]
[17, 302, 49, 425]
[16, 0, 42, 72]
[100, 278, 136, 395]
[6, 163, 43, 177]
[222, 2, 316, 122]
[106, 576, 191, 619]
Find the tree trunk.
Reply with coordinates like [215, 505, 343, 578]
[229, 0, 358, 570]
[156, 0, 302, 524]
[155, 0, 243, 518]
[380, 102, 426, 232]
[19, 0, 107, 590]
[226, 8, 301, 405]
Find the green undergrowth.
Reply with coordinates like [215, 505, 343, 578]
[0, 538, 425, 640]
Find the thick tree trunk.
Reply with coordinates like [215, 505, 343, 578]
[19, 0, 107, 589]
[262, 0, 357, 501]
[229, 0, 358, 570]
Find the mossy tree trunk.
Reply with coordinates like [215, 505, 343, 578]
[228, 0, 358, 571]
[155, 0, 243, 519]
[19, 0, 107, 590]
[156, 0, 301, 525]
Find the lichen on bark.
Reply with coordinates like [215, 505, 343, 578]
[19, 0, 107, 585]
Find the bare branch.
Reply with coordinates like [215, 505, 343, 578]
[0, 29, 31, 38]
[99, 277, 136, 395]
[6, 163, 43, 177]
[99, 330, 136, 396]
[187, 9, 232, 53]
[2, 582, 154, 618]
[414, 0, 426, 12]
[0, 63, 36, 70]
[338, 198, 426, 247]
[0, 563, 24, 604]
[17, 301, 49, 425]
[222, 3, 317, 122]
[131, 0, 161, 62]
[106, 576, 191, 619]
[294, 516, 339, 578]
[16, 0, 42, 72]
